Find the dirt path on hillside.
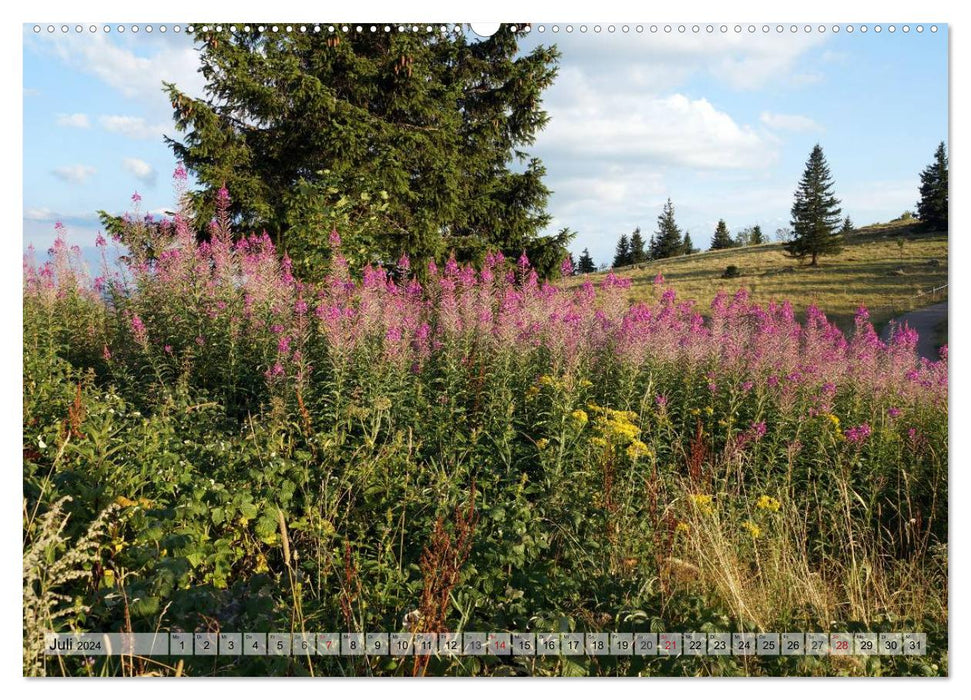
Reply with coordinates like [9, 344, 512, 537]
[881, 300, 948, 361]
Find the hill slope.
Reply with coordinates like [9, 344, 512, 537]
[575, 221, 947, 331]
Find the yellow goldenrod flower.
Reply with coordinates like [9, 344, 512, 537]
[536, 438, 549, 450]
[571, 409, 589, 426]
[756, 495, 781, 512]
[688, 494, 714, 515]
[580, 379, 594, 389]
[690, 408, 701, 416]
[590, 436, 609, 449]
[743, 521, 762, 538]
[526, 386, 540, 399]
[675, 522, 690, 534]
[705, 406, 714, 416]
[626, 439, 652, 460]
[373, 396, 392, 411]
[825, 413, 840, 429]
[539, 374, 555, 387]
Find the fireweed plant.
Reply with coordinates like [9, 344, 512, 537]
[23, 174, 946, 676]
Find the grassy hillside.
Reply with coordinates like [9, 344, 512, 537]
[577, 220, 947, 331]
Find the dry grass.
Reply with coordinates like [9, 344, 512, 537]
[574, 221, 947, 331]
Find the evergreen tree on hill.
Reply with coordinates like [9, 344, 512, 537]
[629, 228, 646, 264]
[613, 233, 631, 268]
[652, 198, 684, 260]
[710, 219, 734, 250]
[785, 144, 843, 266]
[682, 231, 697, 255]
[916, 141, 948, 231]
[577, 248, 596, 274]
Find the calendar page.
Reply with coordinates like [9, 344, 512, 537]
[22, 15, 948, 679]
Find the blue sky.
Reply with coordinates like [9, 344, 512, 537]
[23, 23, 948, 269]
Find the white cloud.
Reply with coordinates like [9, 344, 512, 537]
[32, 32, 205, 112]
[759, 112, 822, 132]
[24, 207, 55, 221]
[123, 158, 157, 186]
[56, 113, 90, 128]
[539, 73, 775, 171]
[100, 115, 169, 140]
[51, 165, 96, 185]
[542, 31, 829, 93]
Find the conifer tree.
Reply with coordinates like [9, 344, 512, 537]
[577, 248, 596, 274]
[628, 228, 646, 264]
[786, 144, 843, 266]
[613, 233, 631, 268]
[916, 141, 948, 231]
[162, 25, 562, 277]
[840, 217, 855, 236]
[750, 224, 765, 245]
[653, 198, 684, 260]
[682, 231, 697, 255]
[710, 219, 734, 250]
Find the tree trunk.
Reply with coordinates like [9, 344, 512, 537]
[810, 252, 818, 266]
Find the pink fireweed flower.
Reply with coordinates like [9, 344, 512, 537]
[518, 251, 530, 270]
[271, 324, 284, 335]
[131, 191, 142, 204]
[130, 314, 148, 344]
[164, 345, 173, 354]
[397, 254, 410, 271]
[655, 394, 668, 408]
[329, 229, 341, 247]
[294, 299, 308, 315]
[195, 335, 205, 346]
[93, 276, 105, 293]
[95, 233, 107, 247]
[102, 345, 112, 361]
[844, 423, 872, 444]
[751, 421, 767, 439]
[653, 273, 666, 287]
[173, 163, 188, 180]
[560, 256, 574, 277]
[888, 407, 901, 418]
[278, 336, 291, 354]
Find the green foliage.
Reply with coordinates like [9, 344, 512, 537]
[613, 233, 631, 268]
[165, 24, 562, 273]
[786, 144, 844, 266]
[681, 231, 697, 255]
[628, 228, 647, 264]
[284, 170, 391, 279]
[722, 264, 741, 278]
[749, 225, 766, 245]
[916, 141, 948, 232]
[576, 248, 596, 274]
[650, 199, 684, 260]
[710, 219, 735, 251]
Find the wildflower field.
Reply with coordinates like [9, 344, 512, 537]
[23, 186, 947, 677]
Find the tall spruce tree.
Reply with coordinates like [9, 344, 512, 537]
[162, 25, 562, 277]
[682, 231, 697, 255]
[710, 219, 734, 250]
[653, 198, 684, 260]
[840, 216, 855, 236]
[750, 224, 765, 245]
[917, 141, 948, 231]
[577, 248, 596, 274]
[613, 233, 631, 268]
[628, 227, 646, 264]
[786, 144, 843, 266]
